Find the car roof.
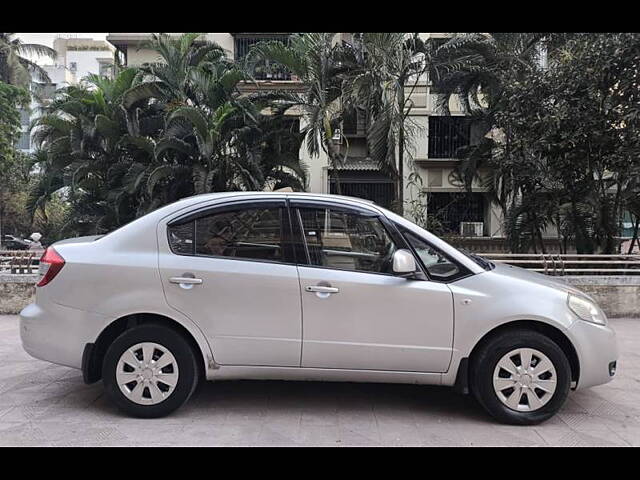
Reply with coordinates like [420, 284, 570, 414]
[186, 191, 377, 207]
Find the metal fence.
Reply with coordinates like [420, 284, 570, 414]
[0, 250, 43, 274]
[478, 253, 640, 276]
[2, 249, 640, 277]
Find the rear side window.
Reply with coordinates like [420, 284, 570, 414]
[167, 207, 284, 262]
[168, 222, 194, 255]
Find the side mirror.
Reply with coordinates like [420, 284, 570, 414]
[392, 249, 417, 275]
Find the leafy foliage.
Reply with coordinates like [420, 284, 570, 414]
[29, 34, 307, 237]
[439, 33, 640, 253]
[0, 33, 57, 88]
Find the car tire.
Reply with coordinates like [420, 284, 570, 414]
[470, 328, 571, 425]
[102, 324, 199, 418]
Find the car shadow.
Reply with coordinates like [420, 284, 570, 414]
[162, 379, 491, 423]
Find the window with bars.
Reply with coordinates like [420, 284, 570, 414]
[17, 131, 31, 150]
[428, 192, 485, 234]
[234, 34, 293, 81]
[342, 109, 368, 136]
[19, 109, 30, 126]
[329, 176, 395, 210]
[428, 116, 471, 159]
[37, 83, 57, 101]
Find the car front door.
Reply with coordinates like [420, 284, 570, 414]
[158, 199, 302, 367]
[292, 201, 455, 373]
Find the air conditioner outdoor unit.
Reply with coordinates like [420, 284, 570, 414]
[460, 222, 484, 237]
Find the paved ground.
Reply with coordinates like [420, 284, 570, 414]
[1, 315, 639, 446]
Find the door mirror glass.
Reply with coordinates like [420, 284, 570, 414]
[392, 249, 417, 275]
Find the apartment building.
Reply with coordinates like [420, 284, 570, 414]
[106, 32, 502, 239]
[52, 37, 115, 83]
[17, 37, 115, 153]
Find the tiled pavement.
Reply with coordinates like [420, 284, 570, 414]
[0, 314, 638, 446]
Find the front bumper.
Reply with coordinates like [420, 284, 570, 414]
[20, 301, 108, 369]
[569, 318, 618, 390]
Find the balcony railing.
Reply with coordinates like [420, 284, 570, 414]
[235, 35, 293, 81]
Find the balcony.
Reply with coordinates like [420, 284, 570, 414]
[234, 34, 294, 81]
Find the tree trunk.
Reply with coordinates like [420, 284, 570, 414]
[331, 160, 342, 195]
[397, 86, 405, 215]
[571, 198, 593, 254]
[326, 140, 342, 195]
[0, 199, 3, 249]
[629, 215, 640, 254]
[555, 211, 564, 254]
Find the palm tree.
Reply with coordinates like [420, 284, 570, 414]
[29, 68, 157, 234]
[29, 34, 307, 236]
[248, 33, 355, 194]
[129, 33, 306, 199]
[0, 33, 57, 87]
[125, 33, 234, 107]
[344, 33, 436, 212]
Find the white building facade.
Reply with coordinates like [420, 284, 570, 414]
[18, 37, 115, 153]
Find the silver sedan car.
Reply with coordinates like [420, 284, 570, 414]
[20, 192, 618, 424]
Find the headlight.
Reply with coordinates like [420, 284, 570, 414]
[568, 294, 607, 325]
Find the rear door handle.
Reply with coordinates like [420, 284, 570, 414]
[305, 285, 339, 294]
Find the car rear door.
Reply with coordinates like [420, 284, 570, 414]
[157, 198, 302, 367]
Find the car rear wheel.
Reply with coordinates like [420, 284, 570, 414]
[470, 329, 571, 425]
[102, 324, 199, 418]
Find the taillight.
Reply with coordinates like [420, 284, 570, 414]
[37, 247, 65, 287]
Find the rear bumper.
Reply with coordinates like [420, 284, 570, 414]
[569, 319, 618, 390]
[20, 301, 108, 369]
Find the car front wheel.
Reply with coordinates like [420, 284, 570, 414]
[470, 329, 571, 425]
[102, 324, 199, 418]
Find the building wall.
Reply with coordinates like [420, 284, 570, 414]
[18, 39, 114, 154]
[108, 33, 235, 66]
[53, 37, 114, 84]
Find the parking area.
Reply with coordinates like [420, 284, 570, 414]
[0, 314, 639, 446]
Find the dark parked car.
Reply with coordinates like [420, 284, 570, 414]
[1, 235, 32, 250]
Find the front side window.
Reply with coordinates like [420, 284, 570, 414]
[168, 207, 284, 262]
[401, 228, 461, 281]
[297, 207, 397, 274]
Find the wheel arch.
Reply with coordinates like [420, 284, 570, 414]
[83, 312, 211, 384]
[455, 319, 580, 394]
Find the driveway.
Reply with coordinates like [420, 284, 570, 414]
[0, 314, 638, 446]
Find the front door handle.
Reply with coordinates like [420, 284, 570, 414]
[169, 276, 203, 290]
[305, 285, 339, 294]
